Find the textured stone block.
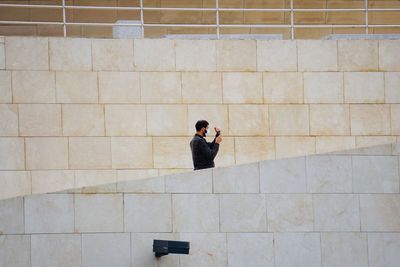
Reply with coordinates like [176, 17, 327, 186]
[0, 171, 30, 199]
[92, 39, 133, 71]
[228, 105, 269, 135]
[62, 104, 104, 136]
[0, 138, 24, 170]
[353, 155, 399, 193]
[298, 40, 337, 71]
[350, 104, 391, 135]
[0, 104, 18, 136]
[6, 37, 48, 70]
[213, 162, 259, 193]
[116, 169, 162, 193]
[0, 43, 4, 69]
[69, 137, 111, 169]
[124, 194, 172, 232]
[344, 72, 384, 103]
[182, 72, 222, 104]
[172, 194, 219, 232]
[355, 136, 396, 151]
[0, 71, 11, 103]
[368, 233, 400, 267]
[153, 137, 192, 168]
[75, 194, 123, 232]
[0, 197, 24, 234]
[217, 40, 256, 71]
[166, 168, 212, 193]
[235, 137, 275, 164]
[0, 235, 30, 267]
[105, 104, 146, 136]
[304, 72, 344, 103]
[314, 194, 360, 231]
[82, 233, 131, 267]
[214, 136, 235, 167]
[306, 155, 352, 193]
[316, 136, 356, 154]
[270, 105, 309, 135]
[275, 136, 316, 158]
[187, 105, 228, 135]
[49, 38, 91, 71]
[220, 194, 267, 232]
[227, 233, 274, 267]
[310, 104, 350, 135]
[140, 72, 181, 103]
[147, 105, 188, 136]
[274, 233, 321, 267]
[379, 40, 400, 71]
[12, 71, 55, 103]
[176, 40, 216, 71]
[25, 194, 74, 233]
[263, 72, 303, 103]
[385, 72, 400, 103]
[56, 72, 98, 103]
[223, 72, 263, 103]
[267, 194, 313, 232]
[360, 194, 400, 231]
[111, 137, 153, 168]
[321, 233, 368, 267]
[31, 170, 74, 194]
[26, 137, 68, 170]
[31, 234, 81, 267]
[392, 104, 400, 135]
[134, 39, 175, 71]
[75, 170, 117, 193]
[98, 72, 140, 103]
[19, 104, 61, 136]
[257, 40, 297, 71]
[338, 40, 378, 71]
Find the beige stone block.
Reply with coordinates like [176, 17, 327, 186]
[31, 170, 74, 194]
[350, 104, 391, 135]
[147, 105, 188, 136]
[0, 43, 4, 70]
[310, 104, 350, 135]
[385, 72, 400, 103]
[0, 235, 30, 267]
[228, 105, 269, 136]
[379, 40, 400, 71]
[257, 40, 297, 71]
[213, 136, 235, 168]
[187, 105, 228, 135]
[116, 169, 162, 193]
[176, 40, 216, 71]
[105, 104, 146, 136]
[49, 38, 91, 71]
[0, 71, 11, 103]
[111, 137, 153, 169]
[304, 72, 344, 103]
[0, 197, 24, 234]
[344, 72, 384, 103]
[98, 72, 140, 103]
[0, 104, 18, 136]
[56, 71, 98, 103]
[12, 71, 56, 103]
[69, 137, 111, 169]
[166, 168, 212, 193]
[213, 162, 259, 193]
[92, 39, 134, 71]
[263, 72, 303, 103]
[0, 138, 25, 170]
[0, 171, 31, 199]
[26, 137, 68, 170]
[140, 72, 181, 103]
[19, 104, 61, 136]
[158, 169, 189, 176]
[356, 136, 396, 148]
[153, 137, 192, 168]
[182, 72, 222, 104]
[338, 40, 378, 71]
[270, 104, 309, 136]
[75, 170, 117, 193]
[368, 233, 400, 267]
[5, 37, 49, 70]
[217, 40, 256, 71]
[134, 39, 175, 71]
[316, 136, 356, 154]
[298, 40, 338, 71]
[235, 137, 275, 164]
[62, 104, 104, 136]
[276, 137, 316, 158]
[223, 72, 263, 104]
[391, 104, 400, 135]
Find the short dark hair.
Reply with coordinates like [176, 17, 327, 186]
[195, 120, 209, 131]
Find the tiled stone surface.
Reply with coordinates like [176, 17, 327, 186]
[316, 136, 355, 154]
[275, 136, 316, 158]
[68, 137, 111, 169]
[0, 171, 30, 199]
[134, 39, 175, 71]
[304, 72, 343, 103]
[0, 104, 18, 136]
[385, 72, 400, 103]
[0, 197, 24, 234]
[111, 137, 153, 168]
[350, 104, 391, 135]
[153, 137, 192, 168]
[166, 168, 212, 193]
[98, 72, 140, 103]
[379, 40, 400, 71]
[223, 72, 263, 104]
[176, 40, 216, 71]
[105, 104, 146, 136]
[12, 71, 56, 103]
[140, 72, 181, 103]
[56, 72, 98, 103]
[368, 233, 400, 267]
[49, 38, 91, 71]
[217, 40, 256, 71]
[147, 105, 188, 136]
[75, 170, 117, 193]
[213, 162, 259, 193]
[92, 39, 134, 71]
[338, 40, 378, 71]
[309, 104, 350, 135]
[182, 72, 222, 104]
[19, 104, 61, 136]
[0, 71, 11, 103]
[228, 105, 269, 136]
[257, 40, 297, 71]
[391, 104, 400, 135]
[116, 169, 162, 193]
[26, 137, 68, 170]
[62, 104, 104, 136]
[263, 72, 303, 103]
[6, 37, 49, 70]
[0, 235, 30, 267]
[298, 40, 337, 71]
[0, 43, 4, 70]
[234, 137, 275, 164]
[344, 72, 384, 103]
[31, 170, 74, 194]
[269, 105, 309, 136]
[0, 138, 25, 170]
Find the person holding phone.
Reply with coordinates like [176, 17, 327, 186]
[190, 120, 222, 170]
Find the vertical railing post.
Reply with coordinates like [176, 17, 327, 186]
[216, 0, 220, 39]
[365, 0, 369, 34]
[62, 0, 66, 37]
[290, 0, 294, 40]
[140, 0, 144, 38]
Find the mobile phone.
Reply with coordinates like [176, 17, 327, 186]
[216, 130, 221, 137]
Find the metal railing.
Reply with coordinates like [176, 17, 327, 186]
[0, 0, 399, 39]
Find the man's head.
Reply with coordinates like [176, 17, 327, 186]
[195, 120, 209, 137]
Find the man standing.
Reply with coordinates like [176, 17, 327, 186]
[190, 120, 222, 170]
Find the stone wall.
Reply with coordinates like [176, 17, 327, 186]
[0, 36, 399, 198]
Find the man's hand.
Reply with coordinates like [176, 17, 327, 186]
[215, 135, 222, 144]
[214, 127, 221, 133]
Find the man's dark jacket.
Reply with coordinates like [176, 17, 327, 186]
[190, 133, 219, 170]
